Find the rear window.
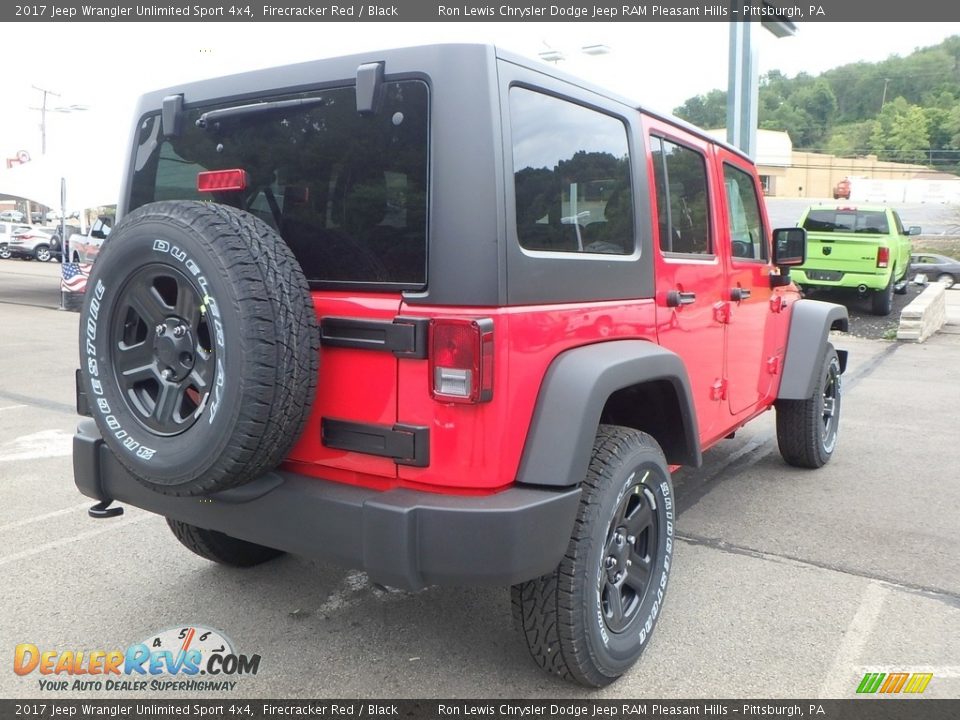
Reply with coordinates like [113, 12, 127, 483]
[130, 80, 429, 288]
[803, 209, 889, 235]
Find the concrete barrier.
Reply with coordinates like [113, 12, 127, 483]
[897, 282, 947, 343]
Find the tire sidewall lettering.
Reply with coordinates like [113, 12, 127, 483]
[149, 238, 226, 426]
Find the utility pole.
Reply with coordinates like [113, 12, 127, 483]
[30, 84, 61, 155]
[881, 78, 890, 110]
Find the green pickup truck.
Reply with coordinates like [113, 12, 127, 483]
[792, 204, 920, 316]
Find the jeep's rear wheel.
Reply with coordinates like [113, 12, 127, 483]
[167, 519, 284, 567]
[511, 426, 674, 687]
[78, 201, 319, 496]
[775, 344, 841, 469]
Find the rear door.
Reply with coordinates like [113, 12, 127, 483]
[646, 120, 728, 444]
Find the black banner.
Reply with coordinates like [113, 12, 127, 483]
[2, 0, 960, 23]
[2, 700, 960, 720]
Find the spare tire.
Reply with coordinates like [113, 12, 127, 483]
[79, 201, 319, 496]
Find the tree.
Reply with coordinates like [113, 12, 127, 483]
[869, 97, 930, 163]
[673, 89, 727, 129]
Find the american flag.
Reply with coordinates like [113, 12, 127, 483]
[61, 262, 92, 293]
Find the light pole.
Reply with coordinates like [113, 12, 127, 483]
[30, 85, 89, 155]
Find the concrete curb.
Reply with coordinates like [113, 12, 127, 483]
[896, 283, 946, 342]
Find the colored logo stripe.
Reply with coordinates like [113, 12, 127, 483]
[856, 673, 885, 694]
[903, 673, 933, 694]
[857, 672, 933, 694]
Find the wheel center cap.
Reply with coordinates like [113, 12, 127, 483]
[153, 319, 195, 380]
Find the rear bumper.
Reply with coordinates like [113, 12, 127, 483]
[73, 419, 580, 591]
[793, 268, 892, 291]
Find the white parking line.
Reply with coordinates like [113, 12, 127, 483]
[0, 404, 27, 413]
[0, 512, 157, 568]
[0, 501, 93, 534]
[818, 582, 888, 698]
[0, 429, 73, 462]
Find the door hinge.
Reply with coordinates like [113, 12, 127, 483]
[767, 356, 781, 375]
[713, 301, 731, 324]
[770, 296, 786, 313]
[710, 379, 728, 401]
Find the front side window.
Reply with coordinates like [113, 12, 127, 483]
[650, 137, 712, 255]
[510, 88, 633, 256]
[130, 81, 429, 287]
[723, 163, 767, 261]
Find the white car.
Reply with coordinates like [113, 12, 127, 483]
[0, 222, 33, 259]
[7, 226, 58, 262]
[0, 210, 25, 222]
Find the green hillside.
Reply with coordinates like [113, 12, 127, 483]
[674, 35, 960, 171]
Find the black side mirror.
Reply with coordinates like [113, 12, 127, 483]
[773, 227, 806, 267]
[771, 227, 806, 287]
[908, 226, 922, 236]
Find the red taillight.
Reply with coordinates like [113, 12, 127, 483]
[877, 246, 890, 268]
[429, 318, 494, 404]
[197, 169, 248, 193]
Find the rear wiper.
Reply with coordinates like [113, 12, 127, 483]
[196, 98, 327, 131]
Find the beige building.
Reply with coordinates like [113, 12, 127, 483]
[707, 129, 938, 199]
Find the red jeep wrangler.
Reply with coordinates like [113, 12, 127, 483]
[73, 45, 848, 687]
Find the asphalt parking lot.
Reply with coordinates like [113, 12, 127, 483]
[1, 262, 958, 700]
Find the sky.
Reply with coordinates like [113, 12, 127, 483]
[1, 21, 959, 209]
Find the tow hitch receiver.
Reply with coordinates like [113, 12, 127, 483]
[88, 501, 124, 519]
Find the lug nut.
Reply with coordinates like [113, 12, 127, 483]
[161, 368, 173, 380]
[155, 324, 166, 336]
[605, 557, 617, 569]
[173, 325, 187, 338]
[627, 535, 636, 545]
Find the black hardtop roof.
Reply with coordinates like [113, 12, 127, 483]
[136, 43, 751, 165]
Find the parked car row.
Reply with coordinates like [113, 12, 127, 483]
[0, 223, 62, 262]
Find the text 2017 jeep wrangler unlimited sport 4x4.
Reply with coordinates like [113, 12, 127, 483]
[73, 45, 848, 687]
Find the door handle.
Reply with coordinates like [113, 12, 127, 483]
[666, 290, 697, 307]
[730, 288, 752, 302]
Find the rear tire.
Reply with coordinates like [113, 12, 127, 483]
[870, 276, 894, 316]
[35, 245, 52, 262]
[167, 519, 283, 567]
[512, 426, 674, 687]
[776, 344, 842, 469]
[937, 273, 956, 289]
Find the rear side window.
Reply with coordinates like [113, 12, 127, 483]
[510, 88, 634, 256]
[650, 137, 712, 255]
[803, 209, 889, 235]
[130, 81, 429, 288]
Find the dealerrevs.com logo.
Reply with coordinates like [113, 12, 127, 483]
[14, 625, 260, 692]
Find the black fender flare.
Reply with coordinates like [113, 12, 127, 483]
[516, 340, 701, 489]
[778, 299, 849, 400]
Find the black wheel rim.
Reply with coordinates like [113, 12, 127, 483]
[110, 264, 216, 436]
[600, 473, 659, 634]
[821, 360, 841, 453]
